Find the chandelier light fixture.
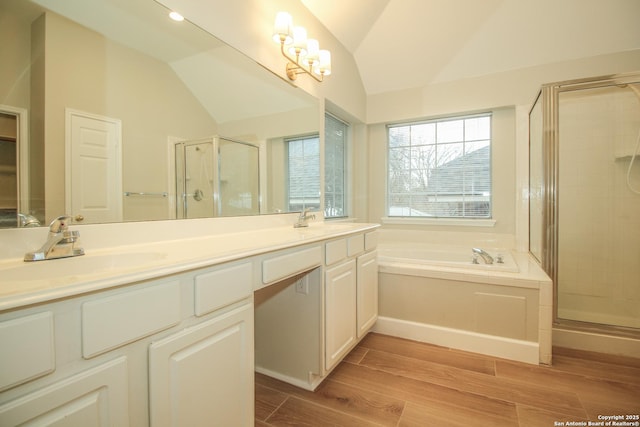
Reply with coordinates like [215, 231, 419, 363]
[272, 12, 331, 82]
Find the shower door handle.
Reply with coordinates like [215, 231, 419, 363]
[183, 189, 204, 201]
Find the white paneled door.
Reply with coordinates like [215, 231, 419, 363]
[65, 109, 122, 224]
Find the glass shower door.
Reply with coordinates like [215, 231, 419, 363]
[175, 140, 215, 219]
[217, 138, 260, 216]
[556, 83, 640, 330]
[175, 137, 260, 219]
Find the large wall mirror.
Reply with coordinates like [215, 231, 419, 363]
[0, 0, 319, 228]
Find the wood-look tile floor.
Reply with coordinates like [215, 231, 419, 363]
[255, 333, 640, 426]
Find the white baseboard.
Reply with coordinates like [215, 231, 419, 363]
[254, 365, 321, 391]
[373, 316, 540, 365]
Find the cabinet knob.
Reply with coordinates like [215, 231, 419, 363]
[74, 215, 84, 222]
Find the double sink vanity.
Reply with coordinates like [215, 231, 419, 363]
[0, 217, 379, 426]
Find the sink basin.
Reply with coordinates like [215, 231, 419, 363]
[0, 251, 167, 282]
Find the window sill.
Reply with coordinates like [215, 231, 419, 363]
[381, 217, 496, 227]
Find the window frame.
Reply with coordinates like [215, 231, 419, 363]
[324, 112, 349, 219]
[385, 112, 494, 224]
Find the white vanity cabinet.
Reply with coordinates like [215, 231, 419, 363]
[0, 356, 129, 426]
[325, 259, 357, 370]
[357, 249, 378, 338]
[324, 231, 378, 371]
[148, 302, 253, 427]
[149, 262, 254, 427]
[0, 222, 380, 425]
[254, 229, 378, 390]
[0, 260, 255, 427]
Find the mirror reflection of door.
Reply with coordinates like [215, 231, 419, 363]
[0, 112, 18, 227]
[66, 109, 123, 224]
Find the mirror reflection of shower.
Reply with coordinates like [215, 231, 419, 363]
[174, 137, 260, 219]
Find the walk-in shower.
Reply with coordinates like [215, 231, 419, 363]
[529, 72, 640, 355]
[174, 136, 260, 219]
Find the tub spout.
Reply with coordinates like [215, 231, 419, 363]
[472, 247, 494, 264]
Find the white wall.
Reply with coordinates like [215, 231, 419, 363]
[156, 0, 367, 123]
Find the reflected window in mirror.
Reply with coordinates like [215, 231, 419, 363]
[286, 135, 320, 212]
[324, 113, 348, 219]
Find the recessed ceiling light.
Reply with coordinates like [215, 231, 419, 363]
[169, 11, 184, 22]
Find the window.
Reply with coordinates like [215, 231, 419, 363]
[285, 113, 349, 218]
[287, 135, 320, 212]
[324, 113, 348, 218]
[387, 114, 491, 218]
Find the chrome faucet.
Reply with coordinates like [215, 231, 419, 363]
[293, 208, 316, 228]
[18, 213, 41, 227]
[24, 215, 85, 261]
[472, 247, 494, 265]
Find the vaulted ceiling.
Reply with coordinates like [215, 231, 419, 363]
[301, 0, 640, 95]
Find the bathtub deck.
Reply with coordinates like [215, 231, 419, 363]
[256, 332, 640, 426]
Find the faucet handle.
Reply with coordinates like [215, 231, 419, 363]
[299, 207, 315, 219]
[49, 215, 73, 233]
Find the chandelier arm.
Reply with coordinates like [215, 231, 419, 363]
[280, 41, 323, 82]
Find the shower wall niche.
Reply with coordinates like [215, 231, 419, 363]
[175, 136, 260, 219]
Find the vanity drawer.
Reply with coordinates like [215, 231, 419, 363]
[347, 234, 365, 257]
[194, 263, 253, 316]
[365, 231, 378, 251]
[325, 239, 347, 266]
[82, 280, 181, 358]
[0, 312, 54, 391]
[262, 246, 322, 284]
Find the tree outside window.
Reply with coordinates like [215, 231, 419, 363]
[387, 114, 492, 218]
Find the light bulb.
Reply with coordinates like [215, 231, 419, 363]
[288, 26, 308, 57]
[314, 50, 331, 76]
[273, 12, 292, 44]
[303, 39, 319, 66]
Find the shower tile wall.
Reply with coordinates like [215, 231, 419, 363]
[557, 86, 640, 329]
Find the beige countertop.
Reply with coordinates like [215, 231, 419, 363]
[0, 221, 379, 312]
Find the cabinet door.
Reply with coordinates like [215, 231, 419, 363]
[0, 357, 129, 426]
[325, 260, 357, 370]
[149, 303, 254, 427]
[357, 250, 378, 338]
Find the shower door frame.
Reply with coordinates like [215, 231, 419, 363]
[173, 136, 262, 219]
[175, 138, 216, 219]
[536, 71, 640, 336]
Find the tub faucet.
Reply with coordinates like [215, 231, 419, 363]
[472, 247, 494, 265]
[24, 215, 85, 262]
[294, 208, 315, 228]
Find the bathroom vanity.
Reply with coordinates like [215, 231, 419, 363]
[0, 220, 379, 426]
